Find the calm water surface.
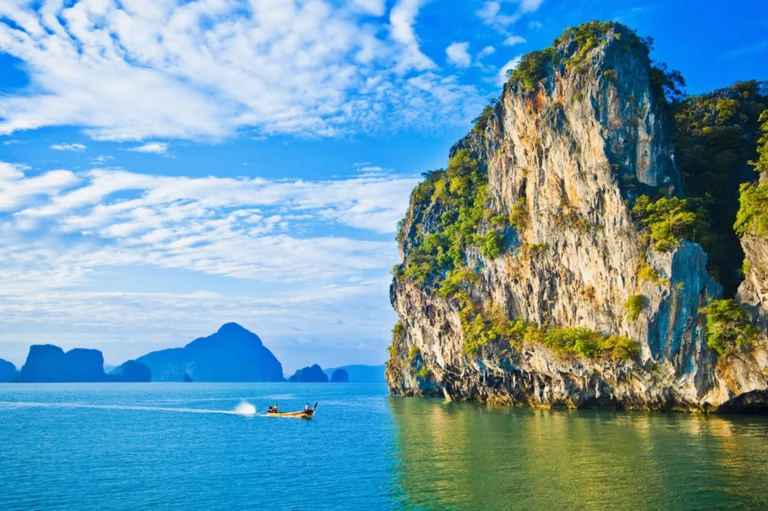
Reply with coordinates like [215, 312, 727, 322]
[0, 383, 766, 510]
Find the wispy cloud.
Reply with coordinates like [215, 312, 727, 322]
[1, 160, 418, 291]
[0, 0, 482, 141]
[446, 42, 472, 68]
[504, 35, 527, 46]
[50, 143, 86, 152]
[477, 0, 544, 40]
[498, 56, 522, 85]
[0, 158, 413, 364]
[126, 143, 168, 155]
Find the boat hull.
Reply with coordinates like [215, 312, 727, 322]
[266, 410, 314, 419]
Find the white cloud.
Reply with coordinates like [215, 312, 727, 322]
[519, 0, 545, 14]
[50, 143, 87, 152]
[529, 21, 543, 30]
[476, 2, 501, 21]
[477, 0, 544, 33]
[0, 158, 417, 365]
[498, 56, 522, 85]
[352, 0, 387, 16]
[0, 0, 479, 141]
[446, 42, 471, 68]
[478, 46, 496, 59]
[389, 0, 435, 72]
[127, 142, 168, 155]
[90, 155, 115, 165]
[504, 35, 527, 46]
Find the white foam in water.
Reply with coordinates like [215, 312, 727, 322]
[234, 401, 256, 416]
[0, 401, 259, 417]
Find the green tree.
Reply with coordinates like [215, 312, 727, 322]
[632, 196, 713, 252]
[701, 299, 759, 356]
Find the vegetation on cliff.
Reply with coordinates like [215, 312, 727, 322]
[702, 299, 759, 356]
[673, 81, 768, 293]
[395, 149, 507, 287]
[735, 110, 768, 238]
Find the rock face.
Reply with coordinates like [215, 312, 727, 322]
[183, 372, 193, 382]
[20, 345, 108, 382]
[330, 368, 350, 382]
[289, 364, 329, 383]
[0, 358, 18, 382]
[109, 360, 152, 382]
[137, 323, 284, 382]
[387, 22, 768, 411]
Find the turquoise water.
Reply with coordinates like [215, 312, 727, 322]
[1, 384, 767, 510]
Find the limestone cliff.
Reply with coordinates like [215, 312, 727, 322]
[387, 22, 768, 411]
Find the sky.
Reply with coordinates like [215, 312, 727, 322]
[0, 0, 766, 373]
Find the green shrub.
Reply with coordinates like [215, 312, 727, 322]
[509, 197, 528, 231]
[509, 49, 555, 90]
[624, 295, 644, 321]
[408, 346, 420, 362]
[702, 299, 759, 356]
[480, 231, 505, 259]
[473, 103, 495, 134]
[456, 293, 640, 360]
[636, 263, 661, 283]
[416, 366, 431, 380]
[735, 180, 768, 238]
[632, 195, 713, 251]
[437, 268, 480, 298]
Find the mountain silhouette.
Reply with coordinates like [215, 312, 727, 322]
[137, 323, 284, 382]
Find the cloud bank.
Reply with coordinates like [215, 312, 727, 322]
[0, 0, 485, 141]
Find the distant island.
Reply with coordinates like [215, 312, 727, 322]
[2, 323, 388, 384]
[324, 365, 386, 382]
[18, 345, 150, 383]
[289, 364, 328, 383]
[136, 323, 284, 382]
[0, 358, 19, 382]
[330, 368, 349, 382]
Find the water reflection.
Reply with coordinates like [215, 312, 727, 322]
[389, 398, 768, 510]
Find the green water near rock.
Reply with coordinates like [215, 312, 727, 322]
[0, 383, 766, 510]
[391, 398, 768, 510]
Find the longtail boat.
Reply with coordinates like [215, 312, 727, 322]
[267, 402, 318, 419]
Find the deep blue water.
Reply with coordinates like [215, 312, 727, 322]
[1, 383, 767, 510]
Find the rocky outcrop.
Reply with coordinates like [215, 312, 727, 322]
[137, 323, 284, 382]
[0, 358, 18, 382]
[289, 364, 329, 383]
[109, 360, 152, 382]
[183, 372, 193, 382]
[387, 22, 768, 411]
[330, 368, 350, 382]
[20, 345, 108, 382]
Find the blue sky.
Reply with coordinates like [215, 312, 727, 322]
[0, 0, 766, 372]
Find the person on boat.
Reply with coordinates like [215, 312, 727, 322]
[304, 403, 310, 412]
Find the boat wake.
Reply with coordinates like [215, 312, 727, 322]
[0, 401, 258, 417]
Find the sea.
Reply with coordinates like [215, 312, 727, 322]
[0, 382, 767, 510]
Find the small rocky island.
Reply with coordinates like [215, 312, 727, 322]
[386, 21, 768, 412]
[289, 364, 329, 383]
[330, 368, 350, 382]
[0, 358, 19, 382]
[19, 345, 151, 382]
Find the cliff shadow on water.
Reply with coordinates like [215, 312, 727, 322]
[387, 21, 768, 412]
[389, 397, 768, 510]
